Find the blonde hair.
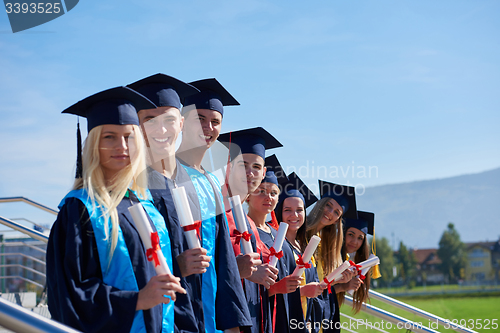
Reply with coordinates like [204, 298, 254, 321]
[72, 124, 148, 264]
[306, 197, 344, 275]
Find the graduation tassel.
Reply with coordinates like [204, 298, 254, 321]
[371, 228, 382, 279]
[75, 120, 83, 179]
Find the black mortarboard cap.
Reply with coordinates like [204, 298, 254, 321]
[318, 180, 358, 220]
[127, 73, 199, 110]
[183, 78, 239, 116]
[281, 172, 318, 209]
[217, 127, 282, 160]
[62, 86, 155, 178]
[265, 154, 288, 188]
[344, 211, 374, 235]
[62, 86, 156, 133]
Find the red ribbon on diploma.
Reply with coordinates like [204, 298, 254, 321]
[183, 220, 201, 238]
[323, 277, 333, 294]
[146, 232, 161, 267]
[268, 247, 283, 261]
[359, 274, 366, 280]
[233, 229, 252, 243]
[295, 254, 311, 269]
[349, 260, 362, 274]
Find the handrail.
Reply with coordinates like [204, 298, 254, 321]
[0, 264, 46, 278]
[340, 312, 389, 333]
[0, 253, 46, 266]
[368, 290, 478, 333]
[0, 197, 58, 215]
[11, 218, 50, 231]
[343, 296, 439, 333]
[2, 241, 47, 254]
[0, 297, 81, 333]
[0, 216, 49, 243]
[0, 276, 44, 289]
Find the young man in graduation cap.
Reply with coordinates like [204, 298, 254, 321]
[169, 78, 252, 332]
[129, 74, 229, 333]
[217, 127, 284, 333]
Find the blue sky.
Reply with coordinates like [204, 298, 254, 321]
[1, 0, 499, 233]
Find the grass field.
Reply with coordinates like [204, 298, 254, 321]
[337, 294, 500, 332]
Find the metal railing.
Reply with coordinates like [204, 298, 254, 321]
[0, 297, 81, 333]
[0, 197, 58, 216]
[0, 217, 48, 243]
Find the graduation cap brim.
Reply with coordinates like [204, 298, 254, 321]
[127, 73, 200, 105]
[188, 78, 239, 106]
[62, 86, 156, 120]
[357, 210, 375, 235]
[318, 180, 358, 220]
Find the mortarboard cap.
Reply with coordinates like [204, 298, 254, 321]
[281, 172, 318, 209]
[344, 211, 374, 235]
[62, 86, 155, 178]
[265, 154, 288, 188]
[62, 86, 156, 133]
[318, 180, 358, 220]
[262, 170, 279, 186]
[127, 73, 199, 110]
[183, 78, 239, 116]
[218, 127, 282, 160]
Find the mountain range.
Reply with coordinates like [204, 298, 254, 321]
[356, 167, 500, 249]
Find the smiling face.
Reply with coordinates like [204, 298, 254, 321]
[247, 182, 280, 216]
[138, 106, 183, 162]
[227, 153, 266, 199]
[345, 227, 365, 254]
[181, 108, 222, 150]
[320, 198, 343, 227]
[281, 197, 305, 232]
[98, 124, 137, 182]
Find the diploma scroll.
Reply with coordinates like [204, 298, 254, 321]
[229, 195, 254, 255]
[128, 203, 171, 275]
[347, 254, 380, 295]
[291, 235, 321, 277]
[171, 186, 202, 249]
[319, 260, 351, 289]
[268, 222, 288, 268]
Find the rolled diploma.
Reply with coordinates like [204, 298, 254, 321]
[319, 260, 351, 288]
[291, 235, 321, 277]
[347, 254, 380, 295]
[128, 203, 171, 275]
[269, 222, 289, 268]
[229, 195, 254, 255]
[171, 186, 201, 249]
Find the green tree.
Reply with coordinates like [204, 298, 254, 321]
[437, 223, 467, 283]
[396, 241, 417, 288]
[373, 237, 394, 287]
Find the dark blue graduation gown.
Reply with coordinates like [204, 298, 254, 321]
[257, 225, 307, 333]
[176, 159, 252, 331]
[46, 195, 163, 333]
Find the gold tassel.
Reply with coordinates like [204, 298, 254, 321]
[371, 227, 382, 279]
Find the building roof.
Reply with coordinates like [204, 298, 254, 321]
[413, 248, 442, 265]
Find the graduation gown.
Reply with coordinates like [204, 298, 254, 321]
[257, 225, 306, 333]
[176, 159, 252, 332]
[315, 259, 341, 333]
[225, 211, 272, 333]
[147, 162, 204, 333]
[46, 194, 164, 333]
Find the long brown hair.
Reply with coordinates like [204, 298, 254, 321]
[338, 228, 371, 313]
[306, 197, 344, 276]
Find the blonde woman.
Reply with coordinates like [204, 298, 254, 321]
[306, 180, 357, 333]
[46, 87, 185, 333]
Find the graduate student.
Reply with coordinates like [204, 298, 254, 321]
[46, 87, 185, 333]
[305, 180, 357, 332]
[128, 73, 215, 332]
[175, 79, 252, 332]
[218, 127, 282, 333]
[337, 211, 378, 313]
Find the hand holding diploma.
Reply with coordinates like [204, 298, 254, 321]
[291, 235, 321, 278]
[171, 186, 201, 249]
[268, 222, 288, 268]
[229, 195, 254, 255]
[347, 254, 380, 295]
